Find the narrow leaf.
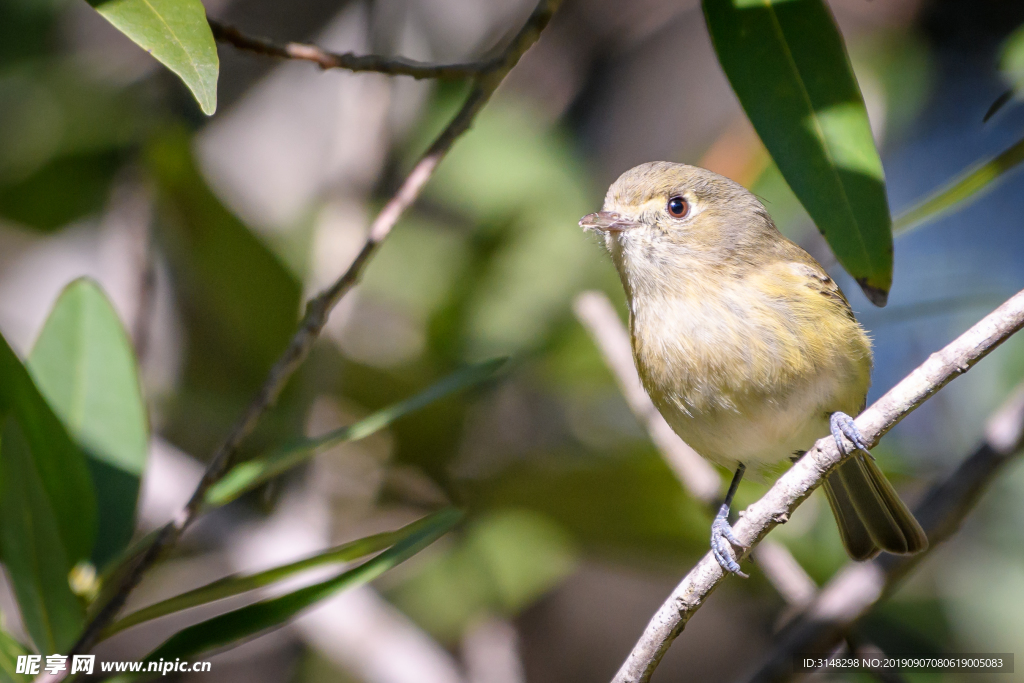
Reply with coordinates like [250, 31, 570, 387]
[104, 515, 444, 638]
[0, 627, 30, 683]
[28, 278, 149, 567]
[85, 0, 218, 115]
[0, 418, 85, 654]
[704, 0, 894, 305]
[142, 509, 462, 661]
[893, 134, 1024, 235]
[205, 359, 506, 506]
[0, 332, 97, 562]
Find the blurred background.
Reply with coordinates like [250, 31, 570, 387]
[2, 0, 1024, 680]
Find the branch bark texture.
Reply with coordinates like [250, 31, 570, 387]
[740, 380, 1024, 683]
[612, 287, 1024, 683]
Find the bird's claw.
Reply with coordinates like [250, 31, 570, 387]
[711, 504, 748, 578]
[830, 411, 869, 454]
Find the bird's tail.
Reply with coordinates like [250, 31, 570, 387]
[822, 454, 928, 561]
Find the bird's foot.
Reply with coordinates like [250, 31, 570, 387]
[829, 411, 869, 455]
[711, 504, 748, 578]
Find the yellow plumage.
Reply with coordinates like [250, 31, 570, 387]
[583, 161, 926, 565]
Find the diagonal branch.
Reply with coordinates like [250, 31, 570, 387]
[739, 380, 1024, 683]
[210, 19, 499, 79]
[47, 0, 561, 672]
[572, 291, 818, 607]
[611, 287, 1024, 683]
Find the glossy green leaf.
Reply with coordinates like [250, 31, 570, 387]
[0, 332, 96, 562]
[0, 418, 85, 654]
[142, 509, 462, 661]
[85, 0, 218, 115]
[28, 278, 149, 566]
[0, 627, 31, 683]
[703, 0, 893, 305]
[206, 358, 506, 506]
[105, 514, 452, 638]
[893, 134, 1024, 235]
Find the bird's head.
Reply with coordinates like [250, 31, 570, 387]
[580, 162, 775, 282]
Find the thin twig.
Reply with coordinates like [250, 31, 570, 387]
[611, 287, 1024, 683]
[46, 0, 561, 672]
[210, 19, 500, 79]
[739, 381, 1024, 683]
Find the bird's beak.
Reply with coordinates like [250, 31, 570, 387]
[579, 211, 638, 233]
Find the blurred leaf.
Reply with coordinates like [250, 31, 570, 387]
[0, 418, 84, 654]
[142, 509, 462, 661]
[85, 0, 218, 115]
[893, 133, 1024, 234]
[0, 627, 30, 683]
[388, 509, 576, 643]
[463, 449, 709, 564]
[0, 331, 96, 562]
[0, 151, 123, 231]
[986, 23, 1024, 121]
[106, 514, 450, 638]
[207, 358, 506, 506]
[703, 0, 894, 305]
[28, 279, 149, 567]
[147, 130, 302, 455]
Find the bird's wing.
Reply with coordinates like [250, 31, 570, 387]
[784, 260, 857, 322]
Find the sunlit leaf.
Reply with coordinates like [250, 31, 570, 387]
[0, 418, 84, 654]
[28, 279, 149, 566]
[85, 0, 218, 115]
[0, 332, 96, 562]
[985, 23, 1024, 121]
[893, 134, 1024, 235]
[205, 358, 506, 506]
[104, 514, 451, 638]
[703, 0, 893, 305]
[142, 509, 462, 661]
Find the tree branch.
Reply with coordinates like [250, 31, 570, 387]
[611, 287, 1024, 683]
[572, 291, 818, 607]
[210, 19, 501, 79]
[50, 0, 561, 670]
[740, 380, 1024, 683]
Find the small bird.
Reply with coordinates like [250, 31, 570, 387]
[580, 162, 927, 575]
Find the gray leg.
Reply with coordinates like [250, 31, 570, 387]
[711, 464, 748, 577]
[830, 411, 869, 454]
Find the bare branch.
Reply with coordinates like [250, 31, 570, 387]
[740, 381, 1024, 683]
[573, 292, 818, 609]
[612, 287, 1024, 683]
[210, 19, 499, 80]
[50, 0, 562, 670]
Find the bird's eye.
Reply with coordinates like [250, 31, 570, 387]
[667, 196, 689, 218]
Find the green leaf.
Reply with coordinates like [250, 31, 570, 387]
[703, 0, 893, 305]
[986, 23, 1024, 121]
[0, 332, 96, 563]
[0, 627, 31, 683]
[893, 134, 1024, 235]
[28, 279, 149, 567]
[0, 151, 124, 232]
[85, 0, 218, 115]
[142, 509, 462, 661]
[104, 514, 453, 638]
[146, 130, 303, 457]
[205, 358, 506, 506]
[0, 418, 85, 654]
